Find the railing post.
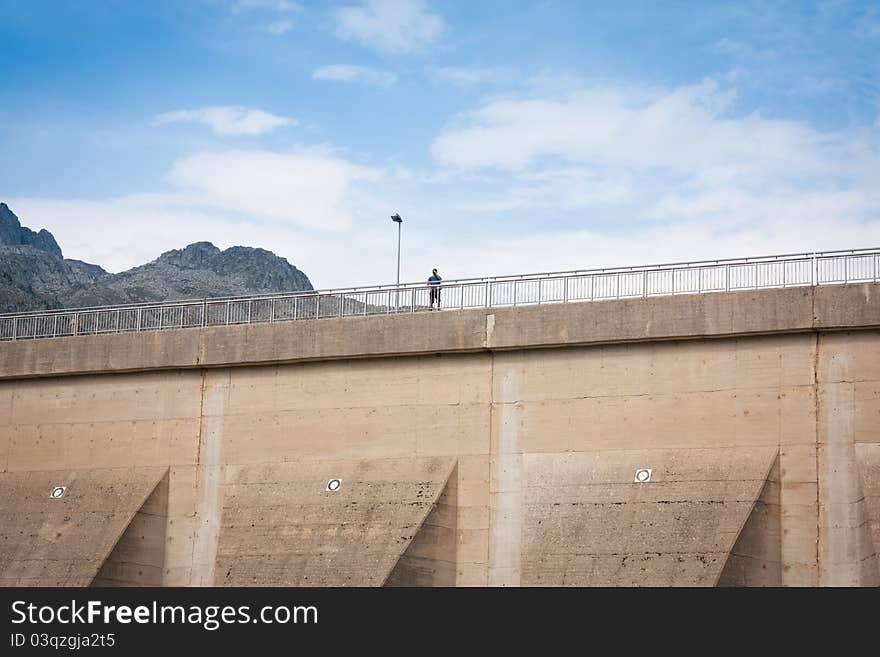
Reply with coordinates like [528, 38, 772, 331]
[179, 306, 184, 328]
[271, 298, 276, 322]
[563, 277, 569, 303]
[486, 281, 491, 308]
[246, 300, 252, 324]
[74, 313, 79, 336]
[316, 295, 321, 318]
[339, 295, 344, 318]
[513, 280, 518, 307]
[725, 264, 730, 291]
[53, 315, 58, 338]
[11, 318, 16, 341]
[116, 310, 121, 332]
[616, 272, 620, 299]
[202, 301, 208, 327]
[411, 289, 415, 313]
[225, 302, 230, 326]
[136, 308, 141, 332]
[460, 285, 464, 311]
[643, 270, 648, 297]
[294, 296, 299, 320]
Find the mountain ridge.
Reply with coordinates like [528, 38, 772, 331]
[0, 203, 314, 313]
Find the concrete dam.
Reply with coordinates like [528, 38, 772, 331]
[1, 251, 879, 587]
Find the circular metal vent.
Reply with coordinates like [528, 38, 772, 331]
[634, 469, 652, 483]
[326, 478, 342, 492]
[50, 486, 67, 499]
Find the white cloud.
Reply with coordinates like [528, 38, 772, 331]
[713, 37, 776, 61]
[431, 79, 872, 186]
[434, 67, 507, 85]
[153, 106, 297, 136]
[264, 19, 294, 34]
[312, 64, 396, 87]
[461, 168, 628, 213]
[330, 0, 444, 54]
[233, 0, 302, 13]
[166, 148, 383, 229]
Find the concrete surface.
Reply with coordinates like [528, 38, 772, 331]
[0, 283, 878, 587]
[214, 457, 455, 586]
[92, 471, 169, 587]
[2, 283, 878, 382]
[518, 448, 777, 586]
[386, 463, 459, 587]
[855, 445, 880, 582]
[0, 467, 166, 586]
[717, 456, 782, 586]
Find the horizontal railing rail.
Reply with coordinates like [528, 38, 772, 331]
[1, 247, 878, 341]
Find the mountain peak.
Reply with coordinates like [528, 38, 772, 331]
[0, 202, 63, 258]
[156, 241, 222, 267]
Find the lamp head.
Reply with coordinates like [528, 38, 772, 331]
[391, 213, 402, 223]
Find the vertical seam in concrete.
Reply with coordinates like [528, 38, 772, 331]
[483, 346, 496, 583]
[195, 368, 207, 469]
[186, 369, 208, 583]
[3, 388, 14, 473]
[812, 330, 821, 584]
[191, 370, 228, 586]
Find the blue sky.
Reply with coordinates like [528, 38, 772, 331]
[1, 0, 879, 288]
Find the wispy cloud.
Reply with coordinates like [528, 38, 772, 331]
[431, 78, 858, 181]
[232, 0, 302, 34]
[233, 0, 302, 13]
[312, 64, 396, 87]
[330, 0, 444, 54]
[167, 147, 382, 229]
[713, 37, 776, 61]
[264, 19, 294, 34]
[433, 66, 508, 85]
[154, 106, 297, 136]
[460, 168, 628, 213]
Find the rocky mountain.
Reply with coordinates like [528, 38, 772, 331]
[0, 202, 63, 257]
[0, 203, 313, 313]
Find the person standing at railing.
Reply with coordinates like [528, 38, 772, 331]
[428, 268, 442, 310]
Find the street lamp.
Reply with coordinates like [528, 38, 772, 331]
[391, 213, 402, 310]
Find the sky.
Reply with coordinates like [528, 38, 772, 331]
[1, 0, 879, 289]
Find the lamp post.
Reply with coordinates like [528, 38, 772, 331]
[391, 213, 402, 311]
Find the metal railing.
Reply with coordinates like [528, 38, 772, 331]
[1, 247, 878, 342]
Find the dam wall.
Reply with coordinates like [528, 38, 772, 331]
[1, 283, 879, 586]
